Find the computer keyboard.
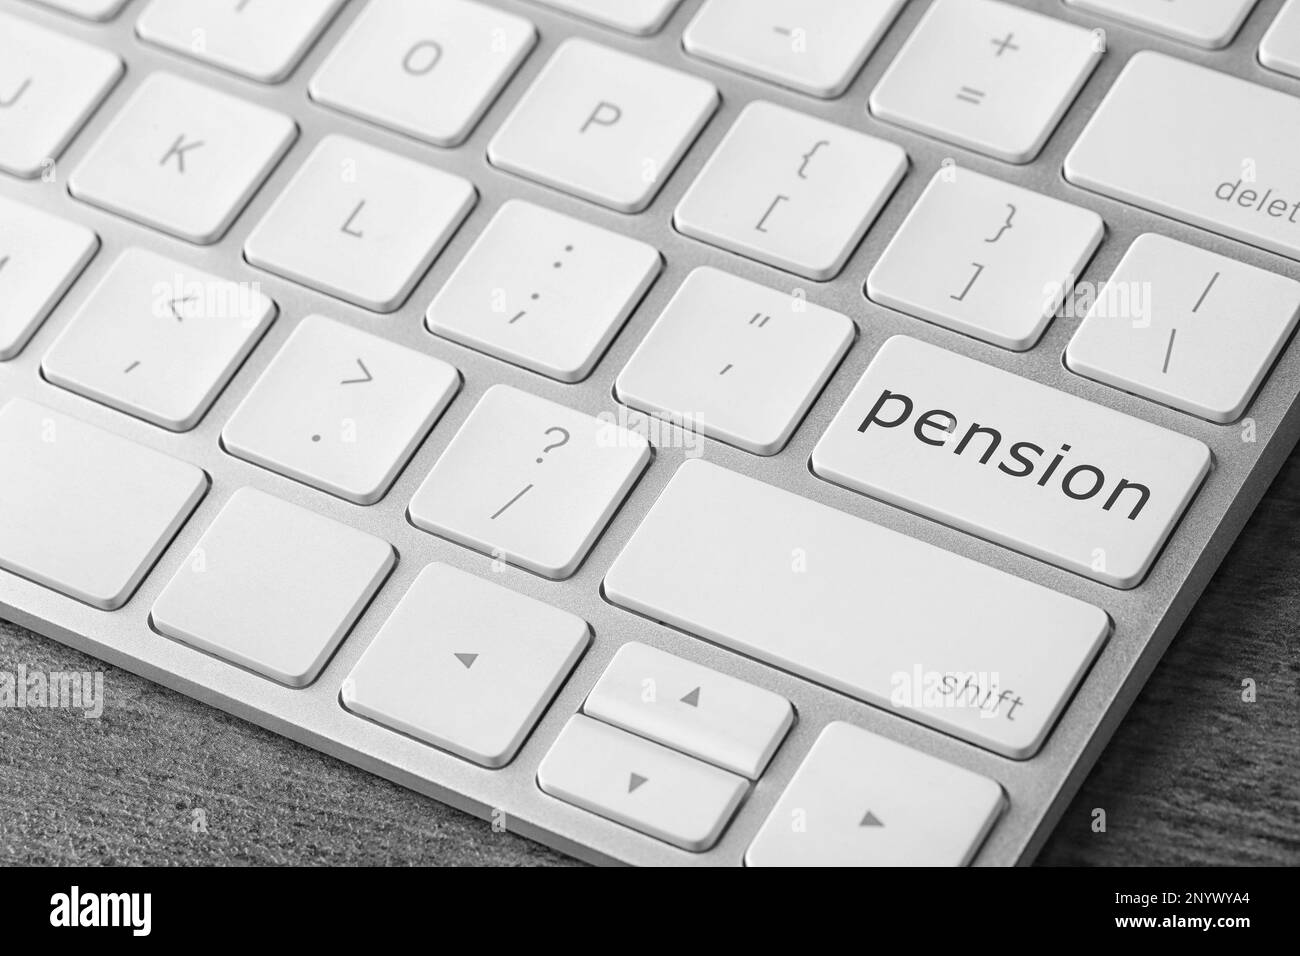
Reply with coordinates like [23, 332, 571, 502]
[2, 0, 1299, 867]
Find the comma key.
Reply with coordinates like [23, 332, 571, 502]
[811, 336, 1211, 588]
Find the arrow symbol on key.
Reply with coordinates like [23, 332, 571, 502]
[680, 687, 701, 708]
[341, 358, 373, 385]
[860, 810, 884, 828]
[454, 653, 478, 669]
[628, 773, 648, 794]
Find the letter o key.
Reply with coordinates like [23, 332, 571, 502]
[403, 40, 443, 76]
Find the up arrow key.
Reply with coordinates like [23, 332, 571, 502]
[860, 810, 883, 828]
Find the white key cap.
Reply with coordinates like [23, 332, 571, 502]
[342, 563, 589, 767]
[1066, 234, 1300, 424]
[152, 488, 394, 687]
[487, 39, 718, 213]
[745, 722, 1005, 867]
[244, 134, 475, 312]
[0, 197, 98, 361]
[427, 200, 661, 383]
[674, 101, 906, 280]
[42, 249, 276, 431]
[869, 0, 1102, 164]
[136, 0, 343, 83]
[584, 642, 793, 779]
[1065, 0, 1256, 50]
[1065, 53, 1300, 262]
[531, 0, 681, 36]
[28, 0, 127, 20]
[537, 714, 747, 852]
[683, 0, 905, 98]
[0, 398, 206, 609]
[605, 460, 1109, 759]
[0, 13, 122, 178]
[615, 267, 853, 454]
[310, 0, 536, 148]
[68, 73, 296, 244]
[812, 336, 1211, 588]
[866, 166, 1103, 350]
[222, 315, 459, 505]
[1261, 0, 1300, 79]
[408, 385, 650, 579]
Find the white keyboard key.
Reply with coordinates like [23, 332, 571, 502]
[1065, 53, 1300, 262]
[683, 0, 905, 98]
[615, 267, 853, 454]
[745, 722, 1005, 867]
[0, 398, 206, 609]
[812, 336, 1211, 588]
[674, 101, 906, 280]
[531, 0, 681, 36]
[869, 0, 1102, 164]
[136, 0, 343, 83]
[537, 714, 747, 852]
[1065, 0, 1256, 50]
[42, 249, 276, 431]
[222, 315, 459, 505]
[310, 0, 536, 147]
[584, 642, 793, 779]
[427, 200, 661, 383]
[408, 385, 650, 579]
[1066, 234, 1300, 423]
[244, 134, 475, 312]
[0, 13, 122, 178]
[867, 166, 1104, 350]
[488, 39, 718, 213]
[1261, 0, 1300, 79]
[27, 0, 127, 20]
[152, 488, 394, 687]
[69, 72, 296, 244]
[342, 563, 589, 767]
[0, 197, 98, 361]
[605, 460, 1109, 759]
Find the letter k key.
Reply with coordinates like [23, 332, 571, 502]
[160, 133, 205, 173]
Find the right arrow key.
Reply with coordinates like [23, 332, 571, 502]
[746, 722, 1005, 867]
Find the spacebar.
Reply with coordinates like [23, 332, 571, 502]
[1065, 51, 1300, 260]
[603, 461, 1109, 760]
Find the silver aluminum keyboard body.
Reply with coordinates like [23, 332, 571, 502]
[1, 0, 1298, 866]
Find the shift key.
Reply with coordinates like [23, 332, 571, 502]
[605, 459, 1110, 759]
[811, 336, 1211, 588]
[1065, 52, 1300, 261]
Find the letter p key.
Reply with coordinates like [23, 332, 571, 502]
[581, 100, 622, 133]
